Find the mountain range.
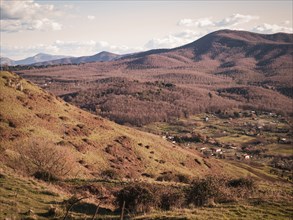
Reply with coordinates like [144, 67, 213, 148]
[2, 29, 292, 68]
[16, 29, 293, 126]
[0, 53, 71, 66]
[1, 51, 121, 66]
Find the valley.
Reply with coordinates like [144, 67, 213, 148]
[0, 30, 293, 219]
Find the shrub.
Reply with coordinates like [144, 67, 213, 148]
[16, 138, 76, 181]
[101, 169, 119, 180]
[176, 174, 191, 184]
[156, 173, 191, 183]
[159, 189, 185, 210]
[225, 177, 256, 199]
[227, 177, 255, 190]
[156, 173, 175, 182]
[115, 184, 155, 213]
[186, 176, 221, 206]
[33, 170, 59, 182]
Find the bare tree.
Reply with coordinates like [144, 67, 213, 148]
[16, 138, 76, 181]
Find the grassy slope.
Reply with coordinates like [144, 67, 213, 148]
[2, 165, 291, 220]
[0, 71, 292, 219]
[0, 165, 65, 220]
[0, 70, 241, 179]
[135, 202, 293, 220]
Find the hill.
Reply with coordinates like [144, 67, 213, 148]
[1, 70, 292, 219]
[124, 30, 293, 84]
[30, 51, 121, 66]
[15, 53, 72, 65]
[0, 71, 235, 180]
[0, 53, 72, 66]
[0, 57, 15, 66]
[14, 30, 293, 126]
[0, 52, 120, 67]
[1, 54, 71, 66]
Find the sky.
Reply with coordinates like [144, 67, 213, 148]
[0, 0, 292, 60]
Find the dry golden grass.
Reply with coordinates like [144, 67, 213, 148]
[0, 71, 240, 180]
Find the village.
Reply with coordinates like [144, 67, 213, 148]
[146, 109, 293, 180]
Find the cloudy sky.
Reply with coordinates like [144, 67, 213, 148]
[0, 0, 292, 60]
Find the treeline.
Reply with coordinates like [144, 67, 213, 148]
[217, 86, 293, 116]
[62, 78, 237, 126]
[61, 77, 293, 126]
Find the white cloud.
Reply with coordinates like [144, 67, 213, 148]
[178, 14, 259, 29]
[87, 15, 95, 20]
[1, 44, 60, 59]
[252, 23, 293, 34]
[148, 15, 257, 49]
[145, 12, 291, 50]
[145, 35, 180, 49]
[0, 0, 47, 20]
[1, 18, 62, 32]
[145, 30, 203, 50]
[178, 17, 214, 28]
[283, 20, 290, 25]
[63, 4, 74, 10]
[0, 0, 62, 32]
[216, 14, 259, 27]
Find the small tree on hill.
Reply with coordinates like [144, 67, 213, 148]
[17, 139, 76, 181]
[186, 176, 221, 206]
[159, 188, 185, 210]
[115, 184, 155, 213]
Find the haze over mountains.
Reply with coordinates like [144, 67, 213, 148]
[0, 51, 122, 66]
[2, 29, 292, 68]
[32, 51, 121, 66]
[0, 53, 71, 66]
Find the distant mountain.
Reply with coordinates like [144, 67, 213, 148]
[33, 51, 121, 66]
[0, 53, 71, 66]
[122, 30, 292, 87]
[124, 29, 293, 68]
[0, 56, 15, 66]
[18, 29, 293, 121]
[15, 53, 71, 65]
[1, 51, 120, 66]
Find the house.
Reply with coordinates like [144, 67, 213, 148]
[212, 148, 222, 153]
[278, 138, 291, 144]
[215, 148, 222, 153]
[243, 154, 250, 160]
[200, 147, 206, 151]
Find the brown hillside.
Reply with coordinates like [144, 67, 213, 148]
[0, 71, 241, 180]
[14, 30, 293, 124]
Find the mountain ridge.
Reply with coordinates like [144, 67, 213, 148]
[3, 30, 292, 67]
[0, 53, 71, 66]
[0, 51, 121, 66]
[33, 51, 122, 66]
[15, 29, 293, 125]
[121, 29, 293, 61]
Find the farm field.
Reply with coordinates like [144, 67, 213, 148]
[143, 111, 293, 181]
